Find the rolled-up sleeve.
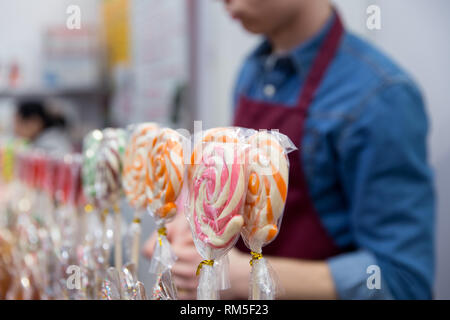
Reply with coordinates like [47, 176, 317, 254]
[328, 78, 435, 300]
[328, 249, 394, 299]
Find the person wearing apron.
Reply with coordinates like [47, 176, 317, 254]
[144, 0, 434, 300]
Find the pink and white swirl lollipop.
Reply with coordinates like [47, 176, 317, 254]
[190, 141, 246, 249]
[187, 133, 248, 300]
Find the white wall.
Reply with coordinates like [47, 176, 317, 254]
[0, 0, 100, 89]
[196, 0, 450, 299]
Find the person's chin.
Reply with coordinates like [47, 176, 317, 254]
[240, 21, 266, 35]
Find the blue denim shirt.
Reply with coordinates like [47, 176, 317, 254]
[233, 15, 435, 299]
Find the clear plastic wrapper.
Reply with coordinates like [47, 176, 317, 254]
[96, 128, 126, 270]
[82, 130, 110, 265]
[95, 128, 126, 207]
[240, 130, 297, 300]
[81, 129, 125, 298]
[82, 128, 126, 269]
[123, 123, 159, 269]
[1, 145, 66, 299]
[146, 127, 187, 300]
[100, 263, 147, 300]
[82, 130, 103, 208]
[186, 127, 249, 300]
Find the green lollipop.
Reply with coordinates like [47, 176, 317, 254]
[82, 129, 104, 206]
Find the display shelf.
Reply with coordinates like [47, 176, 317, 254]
[0, 87, 109, 100]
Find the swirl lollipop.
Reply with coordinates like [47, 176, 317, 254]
[187, 136, 248, 300]
[242, 131, 289, 250]
[96, 128, 126, 207]
[123, 123, 159, 210]
[189, 127, 240, 181]
[97, 128, 126, 270]
[146, 128, 185, 220]
[123, 123, 159, 268]
[191, 142, 246, 248]
[82, 129, 126, 271]
[82, 130, 103, 207]
[241, 131, 293, 300]
[145, 128, 186, 300]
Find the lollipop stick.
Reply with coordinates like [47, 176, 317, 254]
[251, 264, 260, 300]
[114, 204, 122, 270]
[80, 204, 92, 245]
[131, 214, 142, 268]
[101, 208, 109, 260]
[197, 247, 219, 300]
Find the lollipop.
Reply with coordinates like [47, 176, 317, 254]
[82, 128, 126, 270]
[82, 130, 104, 207]
[190, 127, 240, 181]
[242, 131, 289, 251]
[146, 128, 185, 221]
[123, 123, 159, 210]
[191, 142, 246, 248]
[123, 123, 159, 268]
[95, 128, 126, 207]
[145, 128, 186, 300]
[199, 127, 240, 143]
[97, 128, 126, 270]
[187, 133, 248, 300]
[241, 130, 294, 300]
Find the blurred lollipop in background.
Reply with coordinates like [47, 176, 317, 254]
[82, 130, 104, 209]
[123, 123, 159, 268]
[81, 130, 109, 258]
[95, 128, 126, 270]
[95, 128, 126, 209]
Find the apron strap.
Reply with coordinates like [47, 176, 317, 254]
[297, 11, 344, 111]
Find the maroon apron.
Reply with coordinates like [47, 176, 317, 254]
[234, 13, 345, 260]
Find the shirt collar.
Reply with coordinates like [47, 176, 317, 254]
[250, 11, 338, 78]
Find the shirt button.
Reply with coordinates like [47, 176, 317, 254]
[264, 84, 276, 98]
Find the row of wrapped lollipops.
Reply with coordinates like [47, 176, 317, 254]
[81, 124, 294, 300]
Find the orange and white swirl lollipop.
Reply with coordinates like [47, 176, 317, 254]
[146, 128, 185, 221]
[123, 123, 159, 268]
[242, 131, 289, 252]
[123, 123, 159, 210]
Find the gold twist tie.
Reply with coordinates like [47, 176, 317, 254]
[101, 209, 109, 222]
[250, 251, 263, 266]
[196, 260, 215, 276]
[133, 218, 142, 224]
[84, 204, 94, 213]
[157, 227, 167, 246]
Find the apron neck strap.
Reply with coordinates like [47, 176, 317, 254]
[297, 10, 344, 111]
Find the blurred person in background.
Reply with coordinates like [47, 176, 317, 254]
[144, 0, 435, 299]
[14, 99, 73, 154]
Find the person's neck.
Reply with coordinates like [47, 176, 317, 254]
[268, 2, 333, 55]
